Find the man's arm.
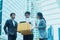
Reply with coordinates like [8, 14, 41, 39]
[4, 20, 9, 34]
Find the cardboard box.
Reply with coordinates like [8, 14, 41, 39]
[20, 30, 32, 35]
[17, 22, 32, 35]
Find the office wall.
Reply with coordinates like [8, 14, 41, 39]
[31, 0, 60, 40]
[2, 0, 27, 40]
[40, 0, 60, 40]
[1, 0, 60, 40]
[2, 0, 27, 31]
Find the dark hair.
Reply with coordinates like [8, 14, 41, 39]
[10, 13, 16, 16]
[37, 12, 46, 22]
[25, 11, 30, 15]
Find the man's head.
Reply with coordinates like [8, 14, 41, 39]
[10, 13, 16, 19]
[25, 11, 30, 18]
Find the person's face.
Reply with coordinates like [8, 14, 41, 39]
[25, 14, 30, 18]
[36, 15, 40, 19]
[11, 14, 15, 19]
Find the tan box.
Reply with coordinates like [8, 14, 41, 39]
[17, 22, 32, 35]
[20, 30, 32, 35]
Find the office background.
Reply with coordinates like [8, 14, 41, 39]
[0, 0, 60, 40]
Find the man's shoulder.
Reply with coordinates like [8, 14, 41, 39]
[6, 19, 11, 22]
[7, 19, 11, 21]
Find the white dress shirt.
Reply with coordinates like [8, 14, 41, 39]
[11, 19, 15, 26]
[24, 17, 35, 29]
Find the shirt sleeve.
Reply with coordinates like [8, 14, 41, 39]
[31, 19, 35, 29]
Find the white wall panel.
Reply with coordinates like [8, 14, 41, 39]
[2, 0, 27, 40]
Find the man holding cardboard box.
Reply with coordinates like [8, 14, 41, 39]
[17, 11, 35, 40]
[23, 11, 35, 40]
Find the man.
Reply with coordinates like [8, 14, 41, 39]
[4, 13, 18, 40]
[23, 11, 35, 40]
